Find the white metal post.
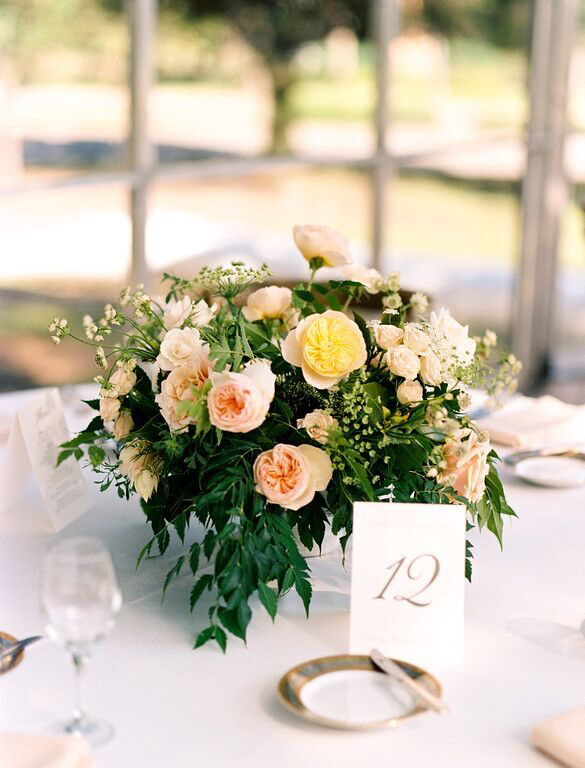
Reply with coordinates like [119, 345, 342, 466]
[513, 0, 578, 388]
[371, 0, 399, 271]
[128, 0, 156, 288]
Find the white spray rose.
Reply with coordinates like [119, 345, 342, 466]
[419, 350, 443, 386]
[396, 379, 424, 405]
[385, 345, 421, 380]
[297, 409, 339, 444]
[404, 324, 431, 356]
[373, 323, 404, 350]
[109, 366, 137, 396]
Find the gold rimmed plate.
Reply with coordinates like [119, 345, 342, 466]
[0, 632, 25, 676]
[277, 653, 442, 730]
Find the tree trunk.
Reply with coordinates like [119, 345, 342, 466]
[269, 64, 294, 155]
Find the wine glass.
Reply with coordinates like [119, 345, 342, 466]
[40, 536, 122, 748]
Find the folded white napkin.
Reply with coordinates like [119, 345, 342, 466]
[0, 733, 92, 768]
[477, 395, 585, 449]
[533, 709, 585, 768]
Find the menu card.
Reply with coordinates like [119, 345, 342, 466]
[0, 388, 92, 530]
[350, 501, 466, 667]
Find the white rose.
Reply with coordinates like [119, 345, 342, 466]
[429, 308, 476, 366]
[156, 327, 208, 371]
[385, 345, 421, 380]
[293, 225, 353, 267]
[243, 286, 292, 322]
[109, 366, 137, 396]
[113, 409, 134, 440]
[342, 263, 383, 294]
[297, 409, 339, 444]
[99, 393, 120, 422]
[419, 351, 443, 386]
[373, 323, 404, 350]
[396, 379, 424, 405]
[404, 324, 431, 356]
[163, 296, 193, 329]
[207, 361, 276, 433]
[191, 299, 217, 328]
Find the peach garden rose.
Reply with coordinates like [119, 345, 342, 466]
[282, 309, 367, 389]
[296, 409, 338, 444]
[439, 427, 490, 503]
[243, 286, 292, 322]
[293, 225, 353, 267]
[155, 353, 212, 432]
[253, 443, 333, 510]
[207, 361, 276, 433]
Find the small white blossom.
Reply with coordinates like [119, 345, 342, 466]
[410, 291, 429, 313]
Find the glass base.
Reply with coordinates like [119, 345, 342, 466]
[50, 717, 114, 748]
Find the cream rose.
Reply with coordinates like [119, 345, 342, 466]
[156, 327, 208, 371]
[396, 379, 423, 406]
[155, 354, 211, 432]
[110, 366, 137, 396]
[420, 350, 443, 386]
[282, 309, 367, 389]
[297, 409, 339, 444]
[385, 345, 421, 380]
[293, 225, 353, 267]
[373, 323, 404, 350]
[439, 427, 490, 503]
[207, 361, 276, 433]
[162, 296, 193, 329]
[404, 324, 431, 356]
[119, 441, 162, 502]
[99, 392, 120, 422]
[253, 443, 333, 510]
[243, 286, 292, 322]
[342, 263, 382, 294]
[113, 409, 134, 440]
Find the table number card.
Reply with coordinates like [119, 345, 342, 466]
[350, 502, 465, 667]
[0, 388, 92, 530]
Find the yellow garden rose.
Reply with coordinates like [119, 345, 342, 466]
[282, 309, 367, 389]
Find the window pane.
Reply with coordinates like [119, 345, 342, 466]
[147, 168, 372, 278]
[0, 184, 129, 390]
[0, 1, 129, 191]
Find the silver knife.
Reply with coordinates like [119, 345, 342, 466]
[370, 648, 447, 714]
[0, 635, 43, 661]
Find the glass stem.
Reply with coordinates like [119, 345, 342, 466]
[71, 652, 87, 729]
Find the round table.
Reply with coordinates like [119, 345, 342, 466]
[1, 387, 584, 767]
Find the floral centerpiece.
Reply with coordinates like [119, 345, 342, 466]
[50, 225, 520, 650]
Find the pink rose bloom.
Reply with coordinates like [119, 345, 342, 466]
[253, 443, 333, 510]
[155, 353, 211, 432]
[207, 361, 276, 433]
[439, 427, 490, 503]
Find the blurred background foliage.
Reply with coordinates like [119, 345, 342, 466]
[0, 0, 583, 393]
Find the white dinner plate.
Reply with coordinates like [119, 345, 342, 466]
[277, 654, 441, 730]
[514, 456, 585, 488]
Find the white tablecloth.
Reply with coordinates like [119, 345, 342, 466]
[1, 387, 584, 767]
